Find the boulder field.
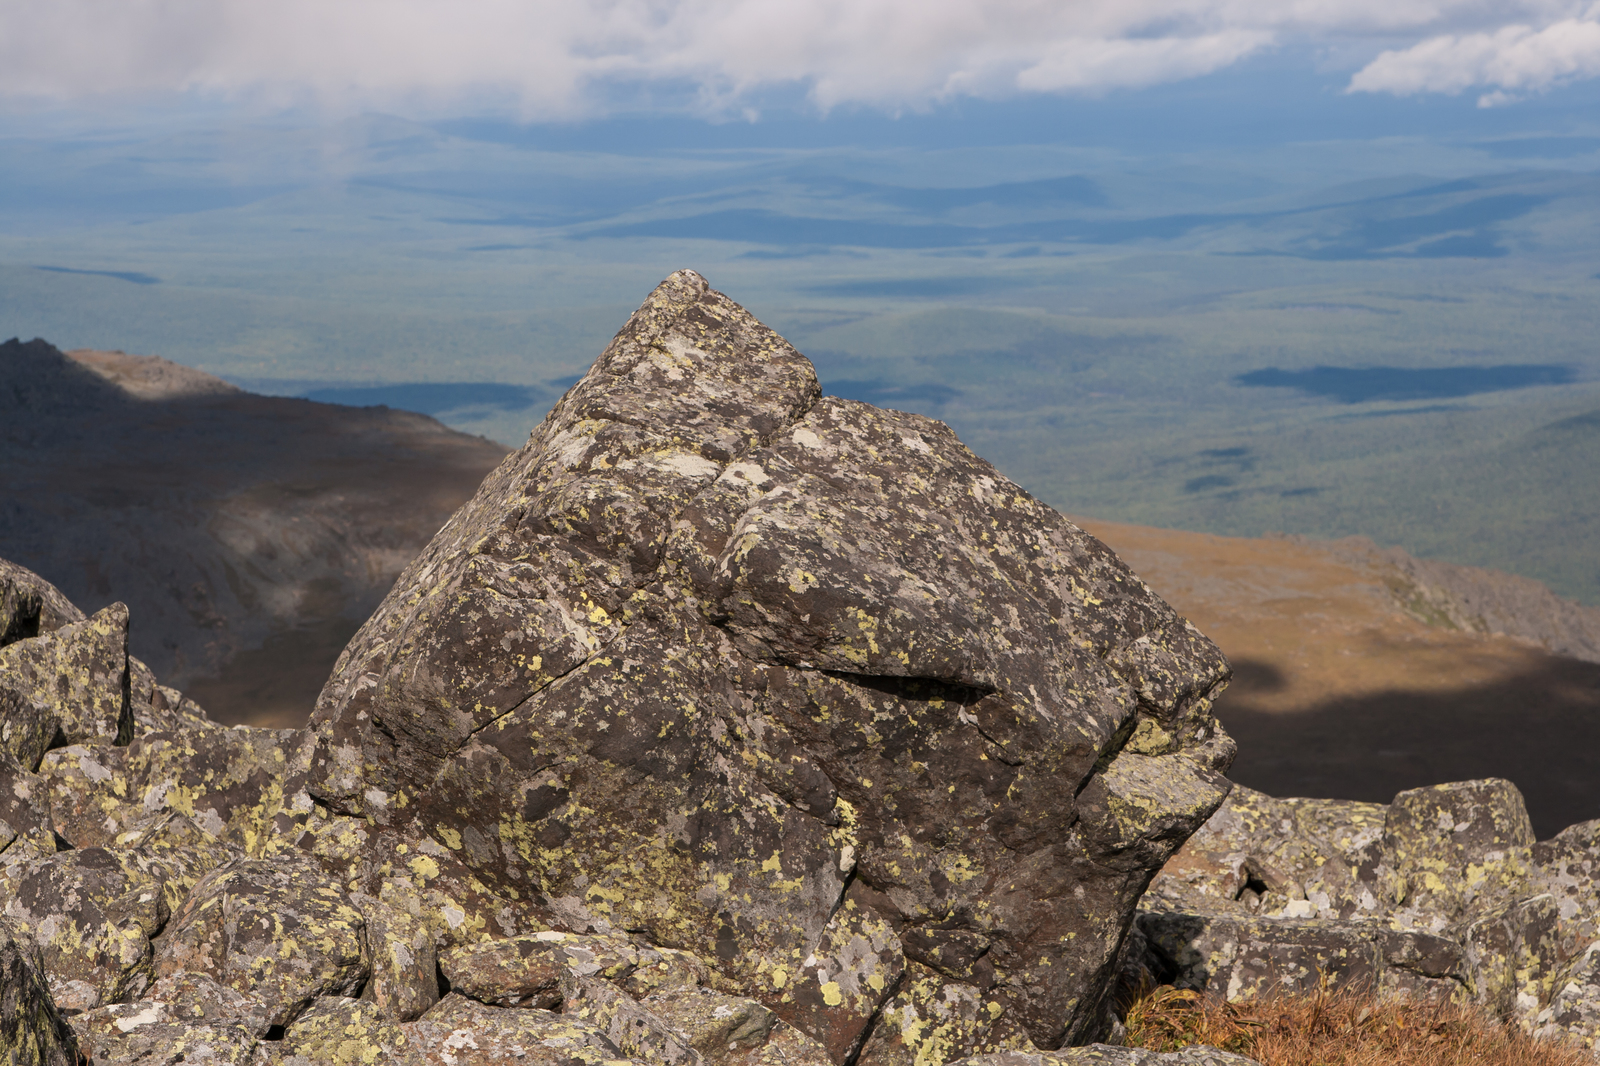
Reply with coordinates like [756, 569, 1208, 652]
[0, 271, 1595, 1065]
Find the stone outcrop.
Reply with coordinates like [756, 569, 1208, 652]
[297, 269, 1237, 1061]
[2, 270, 1597, 1065]
[1128, 777, 1600, 1053]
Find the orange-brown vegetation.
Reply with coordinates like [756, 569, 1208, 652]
[1120, 981, 1590, 1066]
[1074, 518, 1600, 838]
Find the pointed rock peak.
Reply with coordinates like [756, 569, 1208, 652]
[550, 269, 822, 463]
[299, 270, 1235, 1055]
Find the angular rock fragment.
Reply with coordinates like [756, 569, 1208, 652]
[353, 891, 442, 1022]
[0, 559, 84, 649]
[0, 602, 133, 747]
[75, 1017, 258, 1066]
[0, 749, 57, 856]
[0, 919, 80, 1066]
[1532, 939, 1600, 1054]
[1382, 779, 1535, 932]
[1531, 819, 1600, 955]
[562, 973, 702, 1066]
[86, 971, 274, 1035]
[1146, 786, 1387, 922]
[440, 931, 633, 1009]
[303, 269, 1237, 1056]
[138, 682, 215, 736]
[2, 846, 174, 1009]
[277, 996, 421, 1065]
[153, 851, 369, 1028]
[1464, 893, 1565, 1018]
[857, 960, 1026, 1066]
[403, 993, 626, 1066]
[127, 726, 298, 852]
[641, 989, 832, 1066]
[1128, 771, 1600, 1056]
[69, 975, 272, 1063]
[0, 687, 58, 774]
[1136, 910, 1465, 1003]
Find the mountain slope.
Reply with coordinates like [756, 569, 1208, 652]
[1078, 517, 1600, 838]
[0, 339, 509, 724]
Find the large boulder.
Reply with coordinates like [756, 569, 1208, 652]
[0, 601, 134, 752]
[0, 558, 84, 649]
[0, 919, 80, 1066]
[298, 270, 1237, 1059]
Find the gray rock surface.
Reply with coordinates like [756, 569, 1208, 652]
[299, 269, 1237, 1059]
[0, 558, 84, 648]
[1131, 776, 1600, 1056]
[0, 919, 79, 1065]
[404, 994, 627, 1066]
[153, 851, 370, 1029]
[0, 601, 134, 749]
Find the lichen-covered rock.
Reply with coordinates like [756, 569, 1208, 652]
[139, 682, 216, 736]
[282, 806, 548, 958]
[1127, 774, 1600, 1054]
[276, 996, 422, 1066]
[1381, 779, 1535, 933]
[856, 960, 1029, 1066]
[153, 851, 369, 1028]
[1, 687, 58, 775]
[403, 993, 628, 1066]
[352, 891, 442, 1022]
[1531, 819, 1600, 956]
[0, 601, 134, 747]
[1532, 940, 1600, 1054]
[0, 748, 57, 856]
[641, 989, 831, 1066]
[440, 930, 649, 1009]
[0, 558, 84, 649]
[1136, 911, 1465, 1002]
[2, 845, 175, 1009]
[0, 918, 79, 1066]
[68, 971, 274, 1040]
[127, 726, 299, 854]
[37, 742, 137, 848]
[301, 270, 1236, 1058]
[75, 1017, 259, 1066]
[1146, 787, 1388, 923]
[1464, 894, 1566, 1020]
[562, 973, 702, 1066]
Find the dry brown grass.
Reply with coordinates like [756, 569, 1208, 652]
[1120, 980, 1592, 1066]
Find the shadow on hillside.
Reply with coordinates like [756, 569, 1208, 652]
[184, 618, 362, 731]
[1216, 655, 1600, 839]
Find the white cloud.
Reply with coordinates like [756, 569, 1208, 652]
[0, 0, 1595, 117]
[1348, 9, 1600, 104]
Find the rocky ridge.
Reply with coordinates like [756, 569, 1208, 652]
[0, 272, 1594, 1065]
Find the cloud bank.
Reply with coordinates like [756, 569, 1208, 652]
[1348, 5, 1600, 106]
[2, 0, 1597, 117]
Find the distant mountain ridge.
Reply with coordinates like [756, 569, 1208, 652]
[0, 337, 509, 724]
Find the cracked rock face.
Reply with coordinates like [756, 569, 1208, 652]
[302, 270, 1236, 1060]
[1131, 778, 1600, 1054]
